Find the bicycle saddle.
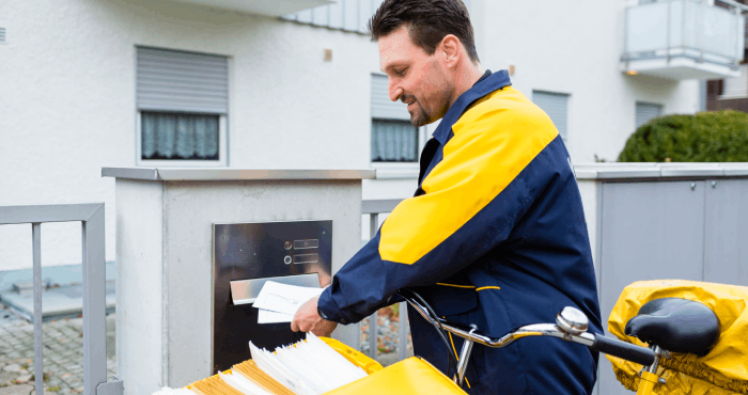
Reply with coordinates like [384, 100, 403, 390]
[624, 298, 719, 355]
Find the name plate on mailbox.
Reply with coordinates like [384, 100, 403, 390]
[213, 220, 332, 372]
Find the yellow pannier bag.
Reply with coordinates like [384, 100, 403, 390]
[607, 280, 748, 394]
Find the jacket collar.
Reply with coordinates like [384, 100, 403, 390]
[432, 69, 512, 145]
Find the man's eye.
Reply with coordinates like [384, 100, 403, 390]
[396, 68, 407, 77]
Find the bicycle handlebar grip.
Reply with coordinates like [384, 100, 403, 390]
[590, 334, 655, 366]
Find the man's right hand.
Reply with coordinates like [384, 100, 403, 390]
[290, 296, 338, 337]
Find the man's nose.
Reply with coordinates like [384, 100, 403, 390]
[388, 82, 403, 103]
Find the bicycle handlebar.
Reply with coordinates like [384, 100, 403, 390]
[590, 333, 655, 366]
[398, 289, 655, 367]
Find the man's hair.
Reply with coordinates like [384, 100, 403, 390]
[369, 0, 479, 63]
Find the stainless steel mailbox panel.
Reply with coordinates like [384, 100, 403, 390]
[213, 220, 332, 373]
[230, 273, 321, 305]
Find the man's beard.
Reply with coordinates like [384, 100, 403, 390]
[402, 90, 451, 127]
[400, 94, 425, 126]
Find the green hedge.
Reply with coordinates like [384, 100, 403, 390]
[618, 110, 748, 162]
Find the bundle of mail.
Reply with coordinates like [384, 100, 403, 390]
[153, 334, 368, 395]
[151, 282, 363, 395]
[252, 281, 324, 324]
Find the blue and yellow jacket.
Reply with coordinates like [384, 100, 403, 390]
[318, 70, 602, 394]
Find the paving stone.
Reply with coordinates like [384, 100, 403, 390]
[0, 384, 34, 395]
[0, 310, 116, 395]
[0, 371, 18, 382]
[14, 374, 31, 384]
[2, 365, 21, 373]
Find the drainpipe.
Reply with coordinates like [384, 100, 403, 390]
[699, 80, 707, 112]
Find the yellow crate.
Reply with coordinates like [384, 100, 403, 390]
[184, 336, 467, 395]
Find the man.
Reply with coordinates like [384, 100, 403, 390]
[291, 0, 602, 393]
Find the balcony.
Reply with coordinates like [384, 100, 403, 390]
[168, 0, 337, 17]
[622, 0, 745, 80]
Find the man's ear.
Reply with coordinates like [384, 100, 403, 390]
[439, 34, 462, 69]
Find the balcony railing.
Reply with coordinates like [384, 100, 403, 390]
[622, 0, 746, 80]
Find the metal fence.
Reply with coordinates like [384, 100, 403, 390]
[361, 199, 409, 363]
[0, 204, 122, 395]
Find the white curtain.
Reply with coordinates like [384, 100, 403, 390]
[371, 120, 418, 162]
[141, 112, 219, 160]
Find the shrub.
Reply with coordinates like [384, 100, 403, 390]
[618, 110, 748, 162]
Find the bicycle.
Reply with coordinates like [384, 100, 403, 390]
[398, 288, 720, 395]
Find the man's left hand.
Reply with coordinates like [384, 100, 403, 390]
[291, 296, 338, 337]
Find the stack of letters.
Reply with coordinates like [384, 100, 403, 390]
[152, 334, 369, 395]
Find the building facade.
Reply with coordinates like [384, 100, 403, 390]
[0, 0, 743, 272]
[707, 0, 748, 112]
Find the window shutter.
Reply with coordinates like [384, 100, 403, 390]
[136, 47, 228, 114]
[635, 102, 663, 129]
[533, 91, 570, 140]
[371, 74, 410, 121]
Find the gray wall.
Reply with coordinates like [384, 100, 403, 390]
[595, 178, 748, 394]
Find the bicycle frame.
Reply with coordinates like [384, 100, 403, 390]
[636, 346, 670, 395]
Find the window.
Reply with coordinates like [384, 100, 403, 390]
[533, 91, 570, 140]
[371, 119, 418, 162]
[371, 74, 419, 163]
[635, 102, 663, 129]
[136, 47, 228, 165]
[141, 112, 219, 160]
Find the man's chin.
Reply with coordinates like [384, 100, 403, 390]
[409, 112, 431, 127]
[410, 116, 436, 127]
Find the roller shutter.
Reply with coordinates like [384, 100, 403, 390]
[533, 91, 570, 140]
[136, 47, 228, 114]
[635, 102, 663, 129]
[371, 74, 410, 121]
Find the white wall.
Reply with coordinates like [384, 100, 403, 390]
[0, 0, 705, 272]
[474, 0, 701, 163]
[0, 0, 381, 271]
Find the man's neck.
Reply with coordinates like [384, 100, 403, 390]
[449, 63, 486, 107]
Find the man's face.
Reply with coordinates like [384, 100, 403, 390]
[379, 26, 453, 127]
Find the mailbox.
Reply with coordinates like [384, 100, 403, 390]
[106, 167, 373, 394]
[212, 220, 332, 372]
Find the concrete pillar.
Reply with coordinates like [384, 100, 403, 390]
[104, 168, 373, 395]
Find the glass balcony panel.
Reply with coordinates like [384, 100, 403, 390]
[700, 4, 742, 59]
[626, 3, 671, 53]
[623, 0, 745, 80]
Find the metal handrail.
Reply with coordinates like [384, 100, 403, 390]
[0, 204, 123, 395]
[361, 199, 402, 214]
[717, 0, 748, 13]
[361, 199, 405, 361]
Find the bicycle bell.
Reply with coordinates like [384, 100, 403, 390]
[556, 306, 589, 335]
